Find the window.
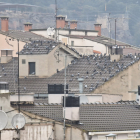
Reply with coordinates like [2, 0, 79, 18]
[71, 41, 74, 46]
[22, 59, 26, 64]
[29, 62, 35, 75]
[0, 84, 9, 90]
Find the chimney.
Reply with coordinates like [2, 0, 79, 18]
[78, 78, 84, 93]
[24, 23, 32, 31]
[70, 20, 78, 29]
[94, 23, 102, 36]
[56, 15, 66, 29]
[1, 17, 9, 32]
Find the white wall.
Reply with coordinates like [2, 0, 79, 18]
[10, 94, 34, 102]
[64, 107, 79, 120]
[87, 32, 98, 36]
[48, 94, 63, 104]
[59, 35, 108, 55]
[86, 95, 102, 103]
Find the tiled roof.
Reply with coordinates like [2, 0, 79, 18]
[19, 54, 139, 94]
[19, 40, 81, 55]
[2, 54, 140, 94]
[12, 103, 63, 122]
[60, 35, 131, 47]
[11, 101, 140, 132]
[79, 104, 140, 132]
[20, 40, 59, 55]
[0, 30, 48, 42]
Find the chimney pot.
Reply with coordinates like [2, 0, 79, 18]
[1, 17, 9, 32]
[24, 22, 32, 32]
[56, 15, 66, 29]
[70, 20, 78, 29]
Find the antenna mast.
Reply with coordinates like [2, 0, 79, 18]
[55, 0, 57, 28]
[55, 0, 58, 41]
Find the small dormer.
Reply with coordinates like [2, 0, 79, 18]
[1, 49, 13, 63]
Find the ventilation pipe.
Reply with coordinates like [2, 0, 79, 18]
[78, 78, 84, 94]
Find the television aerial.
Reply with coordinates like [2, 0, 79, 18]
[0, 110, 8, 131]
[47, 27, 55, 36]
[11, 113, 26, 129]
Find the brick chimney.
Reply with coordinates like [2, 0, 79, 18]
[70, 20, 78, 29]
[56, 15, 66, 28]
[1, 17, 9, 32]
[24, 23, 32, 31]
[94, 23, 102, 36]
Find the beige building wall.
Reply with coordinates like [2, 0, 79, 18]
[59, 35, 108, 55]
[0, 34, 26, 57]
[19, 45, 76, 78]
[92, 60, 140, 100]
[19, 54, 48, 78]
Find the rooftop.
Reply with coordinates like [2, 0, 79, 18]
[0, 30, 48, 42]
[60, 34, 131, 47]
[11, 101, 140, 132]
[19, 40, 81, 55]
[1, 53, 139, 94]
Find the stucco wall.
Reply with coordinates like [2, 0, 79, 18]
[0, 34, 25, 57]
[47, 46, 74, 77]
[19, 54, 48, 77]
[92, 60, 140, 100]
[19, 45, 76, 78]
[59, 35, 108, 55]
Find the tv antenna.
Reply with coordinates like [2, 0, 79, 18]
[108, 17, 129, 45]
[47, 27, 55, 36]
[55, 0, 58, 28]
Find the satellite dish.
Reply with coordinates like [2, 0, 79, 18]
[11, 113, 26, 129]
[0, 110, 8, 131]
[80, 95, 89, 104]
[47, 27, 55, 36]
